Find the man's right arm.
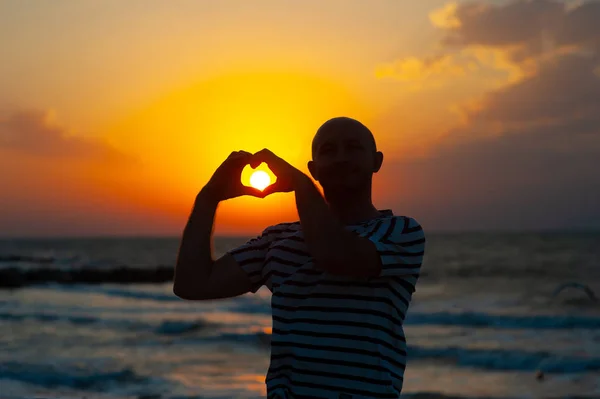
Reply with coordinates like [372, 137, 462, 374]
[172, 188, 253, 300]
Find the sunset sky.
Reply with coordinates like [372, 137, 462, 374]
[1, 0, 599, 237]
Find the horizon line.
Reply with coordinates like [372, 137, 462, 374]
[1, 227, 599, 240]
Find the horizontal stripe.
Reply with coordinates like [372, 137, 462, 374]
[272, 315, 406, 342]
[266, 380, 330, 399]
[263, 225, 300, 236]
[280, 234, 304, 243]
[272, 277, 413, 308]
[269, 244, 311, 258]
[272, 303, 404, 327]
[272, 327, 407, 356]
[228, 216, 422, 396]
[273, 290, 401, 310]
[398, 237, 426, 247]
[269, 363, 393, 386]
[265, 255, 306, 268]
[266, 384, 309, 399]
[266, 374, 399, 399]
[265, 268, 324, 284]
[267, 377, 401, 399]
[229, 241, 270, 255]
[271, 341, 406, 377]
[272, 291, 407, 324]
[404, 224, 423, 234]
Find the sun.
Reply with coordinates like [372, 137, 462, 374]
[249, 170, 271, 191]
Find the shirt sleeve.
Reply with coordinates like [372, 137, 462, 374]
[358, 216, 425, 277]
[226, 226, 278, 293]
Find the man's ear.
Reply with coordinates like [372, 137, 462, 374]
[373, 151, 384, 173]
[307, 160, 318, 181]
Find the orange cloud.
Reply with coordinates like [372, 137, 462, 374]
[429, 2, 462, 29]
[379, 0, 600, 91]
[375, 54, 472, 89]
[0, 108, 135, 165]
[371, 1, 600, 231]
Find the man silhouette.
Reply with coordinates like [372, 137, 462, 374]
[174, 117, 426, 398]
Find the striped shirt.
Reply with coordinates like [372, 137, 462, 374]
[227, 210, 425, 399]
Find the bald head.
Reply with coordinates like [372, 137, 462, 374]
[307, 116, 383, 198]
[312, 117, 376, 159]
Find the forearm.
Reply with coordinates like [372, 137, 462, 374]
[173, 188, 219, 295]
[294, 176, 374, 275]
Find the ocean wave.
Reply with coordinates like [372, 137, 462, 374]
[0, 361, 149, 391]
[0, 311, 98, 325]
[0, 311, 231, 337]
[4, 394, 600, 399]
[0, 311, 150, 331]
[154, 320, 213, 335]
[402, 395, 599, 399]
[405, 311, 600, 329]
[0, 266, 173, 288]
[1, 309, 598, 374]
[47, 284, 181, 302]
[2, 253, 599, 290]
[4, 304, 600, 334]
[409, 345, 600, 373]
[0, 254, 55, 263]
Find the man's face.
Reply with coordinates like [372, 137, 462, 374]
[308, 125, 382, 193]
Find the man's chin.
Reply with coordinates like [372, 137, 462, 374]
[323, 180, 367, 196]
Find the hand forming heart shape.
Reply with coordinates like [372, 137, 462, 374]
[242, 164, 276, 191]
[204, 149, 305, 202]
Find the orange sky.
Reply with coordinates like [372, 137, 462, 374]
[1, 0, 599, 237]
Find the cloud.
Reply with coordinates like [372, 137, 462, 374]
[429, 2, 462, 29]
[0, 109, 135, 164]
[379, 57, 600, 230]
[440, 0, 564, 48]
[373, 1, 600, 230]
[378, 0, 600, 86]
[439, 0, 600, 59]
[461, 53, 600, 129]
[554, 1, 600, 50]
[381, 119, 600, 230]
[375, 54, 473, 84]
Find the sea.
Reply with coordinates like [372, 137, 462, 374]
[0, 232, 599, 399]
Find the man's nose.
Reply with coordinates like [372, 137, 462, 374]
[333, 147, 352, 163]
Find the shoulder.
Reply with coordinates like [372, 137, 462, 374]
[366, 214, 422, 229]
[260, 221, 301, 238]
[399, 216, 424, 234]
[363, 215, 424, 243]
[389, 216, 425, 244]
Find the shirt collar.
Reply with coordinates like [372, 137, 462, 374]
[348, 209, 394, 226]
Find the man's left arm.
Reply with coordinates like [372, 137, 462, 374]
[294, 175, 425, 278]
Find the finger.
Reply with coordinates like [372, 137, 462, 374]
[252, 148, 275, 161]
[240, 185, 268, 198]
[259, 181, 285, 197]
[228, 152, 253, 166]
[251, 148, 278, 168]
[229, 150, 252, 159]
[249, 159, 262, 169]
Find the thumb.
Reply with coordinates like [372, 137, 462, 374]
[241, 185, 268, 198]
[259, 181, 283, 198]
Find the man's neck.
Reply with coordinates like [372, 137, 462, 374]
[326, 189, 381, 225]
